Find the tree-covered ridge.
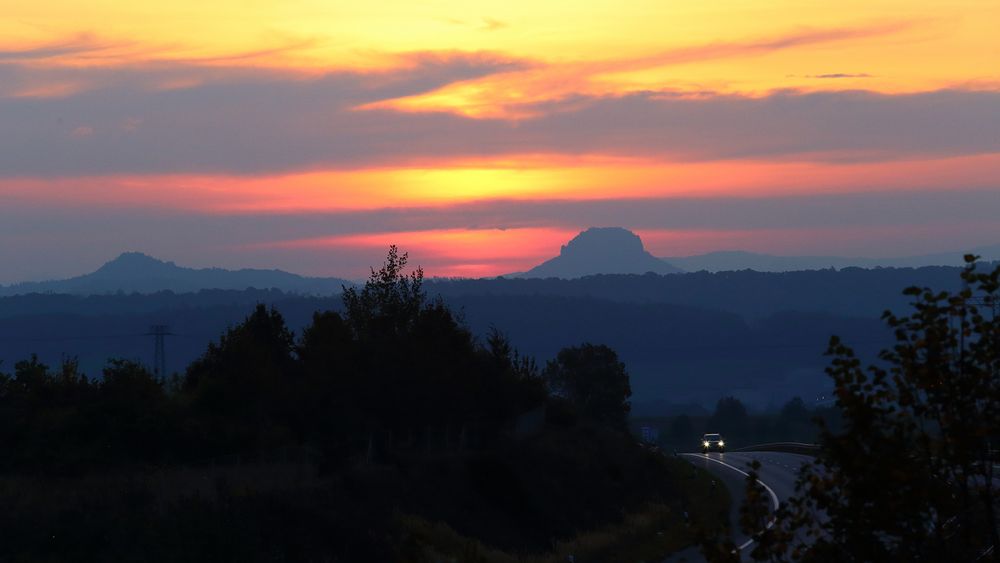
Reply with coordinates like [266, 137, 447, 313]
[0, 248, 717, 562]
[0, 247, 555, 470]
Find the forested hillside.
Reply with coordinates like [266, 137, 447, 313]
[1, 264, 937, 408]
[0, 292, 892, 408]
[0, 248, 728, 562]
[431, 265, 973, 318]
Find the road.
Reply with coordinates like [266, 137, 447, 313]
[665, 451, 814, 562]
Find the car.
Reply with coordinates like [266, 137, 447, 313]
[702, 433, 725, 453]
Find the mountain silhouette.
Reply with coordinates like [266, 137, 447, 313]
[89, 252, 185, 280]
[515, 227, 683, 278]
[0, 252, 353, 296]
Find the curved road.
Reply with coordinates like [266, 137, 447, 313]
[665, 451, 814, 562]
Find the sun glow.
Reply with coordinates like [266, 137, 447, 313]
[250, 227, 578, 277]
[3, 153, 999, 217]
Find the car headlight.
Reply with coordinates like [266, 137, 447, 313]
[703, 441, 710, 447]
[718, 440, 725, 447]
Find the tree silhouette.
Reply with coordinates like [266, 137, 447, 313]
[744, 257, 1000, 561]
[299, 311, 354, 380]
[776, 397, 813, 442]
[707, 396, 748, 444]
[297, 310, 360, 456]
[342, 245, 425, 340]
[543, 343, 632, 429]
[183, 303, 298, 452]
[184, 303, 296, 395]
[90, 359, 169, 463]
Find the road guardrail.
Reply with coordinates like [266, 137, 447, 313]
[733, 442, 820, 456]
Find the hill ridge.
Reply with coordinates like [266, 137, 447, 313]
[0, 252, 354, 296]
[516, 227, 683, 278]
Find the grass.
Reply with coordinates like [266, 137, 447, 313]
[0, 442, 731, 562]
[392, 455, 731, 563]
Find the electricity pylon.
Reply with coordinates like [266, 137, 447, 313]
[145, 325, 173, 377]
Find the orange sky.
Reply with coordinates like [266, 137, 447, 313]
[1, 0, 998, 280]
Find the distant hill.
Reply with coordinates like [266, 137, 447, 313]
[662, 245, 1000, 273]
[514, 227, 683, 278]
[0, 252, 354, 296]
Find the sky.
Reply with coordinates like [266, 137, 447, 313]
[1, 0, 999, 281]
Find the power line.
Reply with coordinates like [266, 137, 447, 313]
[0, 333, 144, 343]
[0, 331, 215, 343]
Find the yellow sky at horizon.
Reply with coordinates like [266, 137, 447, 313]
[3, 153, 998, 215]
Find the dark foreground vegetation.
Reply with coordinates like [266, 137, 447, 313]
[717, 257, 1000, 562]
[0, 248, 728, 562]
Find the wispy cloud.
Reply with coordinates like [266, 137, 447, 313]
[0, 47, 527, 98]
[481, 18, 508, 31]
[368, 20, 917, 117]
[160, 38, 324, 65]
[0, 33, 121, 62]
[0, 21, 991, 176]
[440, 16, 509, 32]
[807, 73, 873, 79]
[580, 21, 911, 75]
[2, 79, 998, 175]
